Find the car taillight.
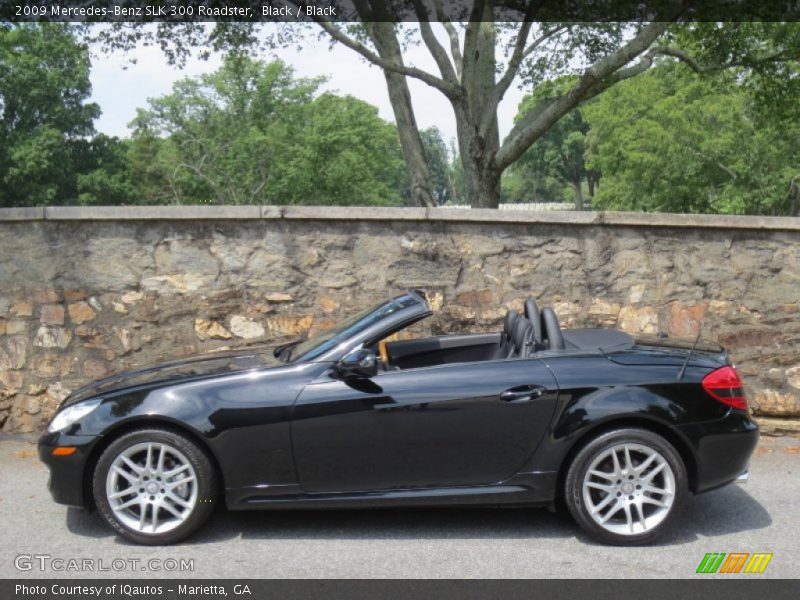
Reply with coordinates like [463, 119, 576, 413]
[702, 366, 748, 411]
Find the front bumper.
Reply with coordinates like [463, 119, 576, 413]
[38, 431, 100, 509]
[677, 411, 759, 493]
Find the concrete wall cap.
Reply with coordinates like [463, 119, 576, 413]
[0, 205, 797, 231]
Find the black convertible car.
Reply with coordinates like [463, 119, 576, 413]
[39, 291, 757, 545]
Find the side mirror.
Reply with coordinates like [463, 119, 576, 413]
[336, 348, 378, 379]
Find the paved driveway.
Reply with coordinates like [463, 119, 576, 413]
[1, 435, 798, 579]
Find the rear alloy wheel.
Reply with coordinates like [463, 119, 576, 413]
[565, 428, 687, 545]
[93, 428, 218, 545]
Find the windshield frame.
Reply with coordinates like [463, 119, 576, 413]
[289, 292, 431, 364]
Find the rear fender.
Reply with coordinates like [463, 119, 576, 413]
[523, 384, 699, 477]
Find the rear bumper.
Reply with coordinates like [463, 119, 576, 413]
[38, 431, 99, 509]
[677, 411, 759, 493]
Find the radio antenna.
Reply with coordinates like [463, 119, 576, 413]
[677, 323, 703, 381]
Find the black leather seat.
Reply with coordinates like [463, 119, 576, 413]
[541, 307, 565, 350]
[511, 316, 536, 358]
[504, 309, 519, 340]
[495, 309, 520, 358]
[496, 306, 549, 358]
[506, 315, 526, 358]
[524, 298, 543, 348]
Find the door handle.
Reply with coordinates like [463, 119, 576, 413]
[500, 385, 547, 403]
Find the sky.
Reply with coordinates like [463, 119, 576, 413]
[88, 24, 528, 148]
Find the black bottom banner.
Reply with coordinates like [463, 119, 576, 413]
[2, 579, 799, 600]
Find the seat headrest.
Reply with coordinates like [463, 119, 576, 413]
[524, 298, 543, 345]
[504, 309, 520, 341]
[541, 307, 565, 350]
[513, 317, 535, 356]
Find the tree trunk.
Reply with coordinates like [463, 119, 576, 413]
[456, 1, 501, 208]
[454, 100, 501, 208]
[790, 176, 800, 216]
[587, 171, 599, 199]
[461, 157, 501, 208]
[365, 17, 436, 208]
[447, 172, 458, 205]
[573, 178, 584, 210]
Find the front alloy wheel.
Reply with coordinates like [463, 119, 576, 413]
[565, 428, 687, 545]
[106, 442, 198, 534]
[94, 428, 218, 545]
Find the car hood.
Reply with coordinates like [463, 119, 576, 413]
[65, 344, 289, 406]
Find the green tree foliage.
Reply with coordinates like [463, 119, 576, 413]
[446, 140, 467, 205]
[128, 56, 407, 206]
[419, 127, 452, 205]
[73, 135, 138, 205]
[500, 166, 565, 205]
[668, 22, 800, 111]
[0, 24, 133, 206]
[583, 64, 800, 214]
[509, 79, 599, 208]
[90, 17, 800, 207]
[0, 23, 93, 205]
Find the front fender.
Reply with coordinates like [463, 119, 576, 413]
[58, 363, 325, 492]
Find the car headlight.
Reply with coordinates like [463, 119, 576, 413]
[47, 399, 102, 433]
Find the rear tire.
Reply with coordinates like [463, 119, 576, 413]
[565, 427, 687, 545]
[93, 428, 218, 545]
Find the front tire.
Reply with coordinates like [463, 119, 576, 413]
[93, 428, 218, 545]
[565, 428, 687, 545]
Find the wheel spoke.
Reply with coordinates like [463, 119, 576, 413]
[151, 502, 159, 532]
[109, 488, 135, 500]
[120, 455, 143, 475]
[635, 453, 657, 475]
[113, 496, 140, 512]
[586, 481, 614, 492]
[166, 475, 196, 489]
[591, 492, 617, 514]
[164, 463, 190, 478]
[642, 462, 666, 483]
[156, 445, 166, 474]
[624, 445, 633, 472]
[160, 499, 184, 519]
[145, 443, 154, 471]
[589, 469, 616, 481]
[112, 465, 138, 484]
[599, 501, 623, 524]
[166, 492, 192, 509]
[635, 502, 647, 531]
[610, 449, 622, 476]
[138, 503, 147, 530]
[643, 484, 673, 497]
[642, 495, 668, 508]
[623, 503, 634, 533]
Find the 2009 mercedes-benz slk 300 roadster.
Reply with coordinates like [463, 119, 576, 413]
[39, 291, 758, 545]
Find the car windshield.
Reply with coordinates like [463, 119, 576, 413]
[288, 296, 420, 362]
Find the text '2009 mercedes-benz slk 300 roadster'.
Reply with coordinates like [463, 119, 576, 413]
[39, 291, 757, 545]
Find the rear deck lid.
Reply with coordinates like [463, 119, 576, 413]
[606, 334, 726, 368]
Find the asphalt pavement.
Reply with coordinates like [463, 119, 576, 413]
[1, 434, 798, 579]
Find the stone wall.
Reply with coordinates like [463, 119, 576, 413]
[1, 206, 799, 434]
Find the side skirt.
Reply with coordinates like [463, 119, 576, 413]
[225, 471, 558, 510]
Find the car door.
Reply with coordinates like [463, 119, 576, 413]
[291, 357, 559, 493]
